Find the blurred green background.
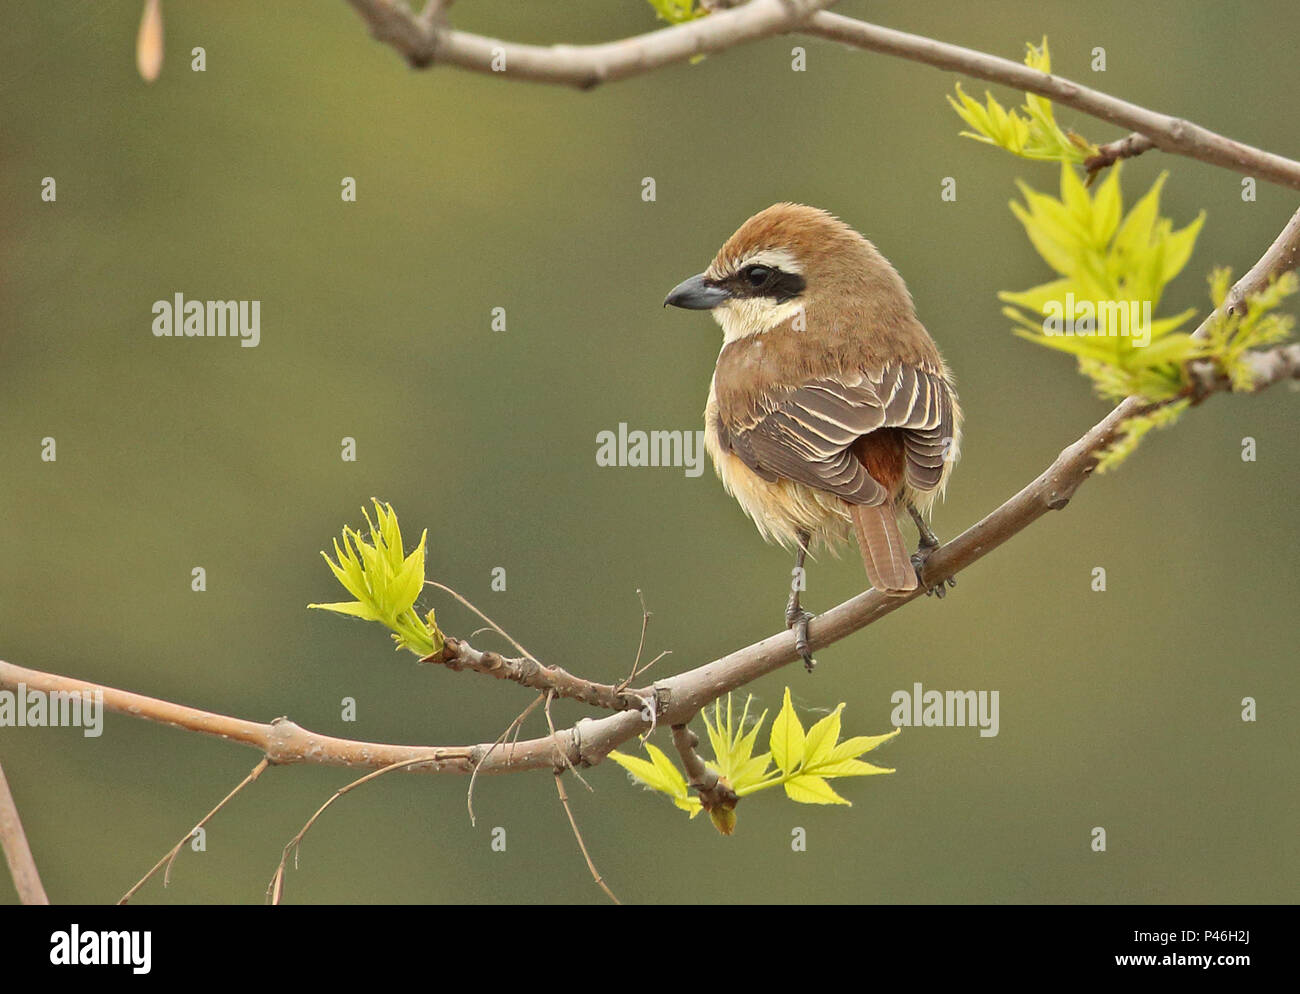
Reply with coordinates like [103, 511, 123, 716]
[2, 1, 1296, 905]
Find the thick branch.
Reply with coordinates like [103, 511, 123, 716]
[0, 384, 1191, 780]
[347, 0, 838, 83]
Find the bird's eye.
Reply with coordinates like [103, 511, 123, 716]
[744, 265, 772, 287]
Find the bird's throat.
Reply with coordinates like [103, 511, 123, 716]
[716, 296, 808, 344]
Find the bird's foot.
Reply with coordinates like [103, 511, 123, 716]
[911, 543, 957, 599]
[785, 600, 816, 671]
[906, 503, 955, 596]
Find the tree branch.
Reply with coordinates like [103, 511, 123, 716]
[2, 302, 1296, 789]
[671, 723, 739, 813]
[427, 636, 641, 711]
[1220, 205, 1300, 318]
[1084, 133, 1156, 182]
[344, 2, 1300, 192]
[552, 771, 621, 905]
[0, 760, 48, 905]
[346, 0, 838, 82]
[120, 759, 270, 905]
[800, 13, 1300, 191]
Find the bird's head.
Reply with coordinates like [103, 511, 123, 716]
[664, 203, 910, 344]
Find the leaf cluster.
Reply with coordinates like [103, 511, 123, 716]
[946, 35, 1295, 472]
[1094, 270, 1298, 472]
[609, 688, 897, 834]
[308, 499, 443, 655]
[947, 39, 1096, 164]
[1002, 164, 1206, 402]
[1202, 267, 1298, 392]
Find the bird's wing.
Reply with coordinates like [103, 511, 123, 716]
[723, 362, 954, 505]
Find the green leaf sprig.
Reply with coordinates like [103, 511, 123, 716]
[947, 39, 1097, 164]
[308, 499, 443, 656]
[609, 688, 897, 834]
[1001, 163, 1206, 402]
[1094, 269, 1297, 473]
[1202, 267, 1298, 392]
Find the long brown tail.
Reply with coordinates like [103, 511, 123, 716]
[850, 502, 917, 595]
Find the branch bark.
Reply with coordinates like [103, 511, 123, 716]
[347, 0, 838, 83]
[1084, 133, 1156, 181]
[1219, 205, 1300, 317]
[0, 760, 49, 905]
[671, 723, 739, 813]
[428, 636, 641, 711]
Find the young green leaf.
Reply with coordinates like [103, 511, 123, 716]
[770, 687, 806, 775]
[783, 774, 851, 806]
[608, 744, 703, 816]
[801, 704, 843, 768]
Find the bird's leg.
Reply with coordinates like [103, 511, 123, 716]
[907, 501, 957, 598]
[785, 529, 816, 671]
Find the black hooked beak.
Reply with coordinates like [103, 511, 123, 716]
[663, 273, 731, 310]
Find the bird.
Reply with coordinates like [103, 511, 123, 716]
[664, 203, 961, 669]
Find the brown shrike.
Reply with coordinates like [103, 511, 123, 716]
[665, 203, 961, 668]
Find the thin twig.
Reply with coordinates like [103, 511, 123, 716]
[634, 650, 671, 684]
[799, 13, 1300, 192]
[544, 690, 592, 793]
[670, 722, 739, 813]
[429, 636, 637, 710]
[553, 771, 620, 905]
[266, 756, 439, 905]
[616, 590, 670, 693]
[424, 580, 539, 662]
[119, 758, 270, 904]
[1084, 132, 1156, 183]
[619, 589, 653, 692]
[466, 692, 545, 826]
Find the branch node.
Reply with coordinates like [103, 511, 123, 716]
[1166, 117, 1191, 143]
[670, 722, 739, 813]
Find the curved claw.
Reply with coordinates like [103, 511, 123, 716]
[912, 550, 958, 599]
